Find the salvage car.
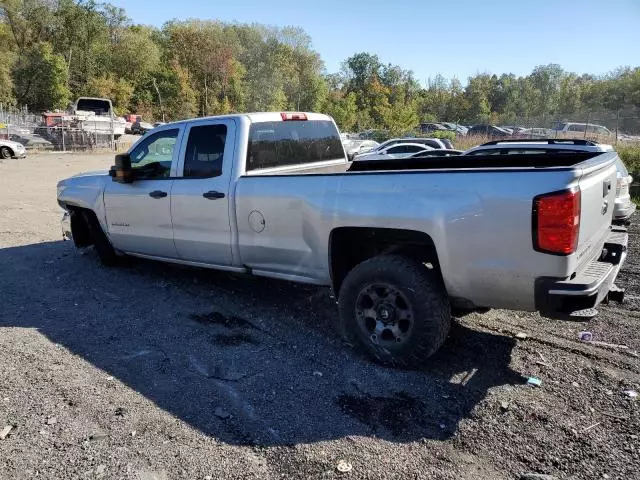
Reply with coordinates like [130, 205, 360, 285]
[131, 121, 154, 135]
[372, 137, 452, 151]
[467, 125, 511, 137]
[57, 112, 628, 365]
[342, 139, 379, 160]
[0, 138, 27, 159]
[354, 142, 433, 161]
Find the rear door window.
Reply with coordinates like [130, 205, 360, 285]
[182, 124, 227, 178]
[246, 120, 344, 171]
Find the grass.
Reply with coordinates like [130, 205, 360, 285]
[616, 142, 640, 173]
[452, 135, 492, 151]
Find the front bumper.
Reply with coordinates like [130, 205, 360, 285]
[536, 227, 628, 320]
[61, 212, 72, 240]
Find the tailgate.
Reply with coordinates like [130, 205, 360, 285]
[574, 152, 618, 268]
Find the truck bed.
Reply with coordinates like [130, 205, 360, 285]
[236, 149, 617, 312]
[246, 152, 599, 176]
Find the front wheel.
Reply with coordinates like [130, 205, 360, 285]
[338, 255, 451, 367]
[0, 147, 13, 159]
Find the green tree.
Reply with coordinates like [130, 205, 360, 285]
[324, 91, 357, 131]
[110, 26, 160, 83]
[87, 75, 133, 115]
[12, 42, 70, 110]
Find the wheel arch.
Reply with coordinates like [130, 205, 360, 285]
[329, 227, 442, 297]
[66, 206, 93, 248]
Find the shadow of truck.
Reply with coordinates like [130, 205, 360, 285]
[0, 240, 522, 446]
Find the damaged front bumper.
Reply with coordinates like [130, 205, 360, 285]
[61, 212, 72, 241]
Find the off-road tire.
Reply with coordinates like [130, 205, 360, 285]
[82, 210, 119, 266]
[0, 147, 13, 159]
[338, 254, 451, 367]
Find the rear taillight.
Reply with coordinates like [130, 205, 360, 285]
[280, 112, 307, 121]
[616, 177, 622, 196]
[533, 189, 581, 255]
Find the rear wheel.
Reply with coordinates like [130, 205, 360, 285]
[82, 211, 119, 266]
[338, 255, 451, 367]
[0, 147, 13, 159]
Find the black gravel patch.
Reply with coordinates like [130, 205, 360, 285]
[212, 332, 259, 346]
[335, 392, 445, 438]
[189, 311, 256, 329]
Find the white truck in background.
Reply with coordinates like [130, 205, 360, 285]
[72, 97, 126, 139]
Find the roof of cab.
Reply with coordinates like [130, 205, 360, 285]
[155, 112, 333, 128]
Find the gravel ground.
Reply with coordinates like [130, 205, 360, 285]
[0, 153, 638, 480]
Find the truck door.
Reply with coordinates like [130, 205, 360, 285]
[103, 127, 181, 258]
[170, 118, 236, 265]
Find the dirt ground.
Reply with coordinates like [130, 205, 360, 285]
[0, 153, 638, 480]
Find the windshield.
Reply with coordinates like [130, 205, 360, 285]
[76, 98, 112, 115]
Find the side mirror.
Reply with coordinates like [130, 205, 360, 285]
[109, 153, 134, 183]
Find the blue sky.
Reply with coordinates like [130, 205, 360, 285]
[110, 0, 640, 84]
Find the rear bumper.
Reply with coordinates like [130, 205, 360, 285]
[536, 228, 628, 320]
[613, 199, 636, 223]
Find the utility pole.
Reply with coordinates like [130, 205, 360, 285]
[152, 78, 165, 122]
[584, 112, 590, 139]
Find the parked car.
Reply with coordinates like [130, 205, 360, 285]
[467, 125, 511, 137]
[522, 127, 553, 138]
[418, 122, 449, 134]
[131, 121, 154, 135]
[440, 122, 468, 136]
[618, 132, 640, 142]
[0, 138, 27, 159]
[342, 139, 380, 160]
[552, 122, 612, 137]
[463, 139, 636, 224]
[356, 129, 389, 141]
[373, 137, 451, 151]
[354, 143, 433, 161]
[57, 112, 627, 365]
[500, 126, 529, 135]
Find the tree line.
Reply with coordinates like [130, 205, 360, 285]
[1, 0, 639, 134]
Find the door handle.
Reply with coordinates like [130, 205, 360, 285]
[149, 190, 168, 199]
[202, 191, 225, 200]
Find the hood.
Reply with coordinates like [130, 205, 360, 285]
[0, 139, 25, 149]
[70, 169, 109, 178]
[57, 169, 110, 210]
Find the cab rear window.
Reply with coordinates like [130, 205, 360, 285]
[246, 120, 344, 171]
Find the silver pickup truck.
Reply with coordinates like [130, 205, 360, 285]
[57, 112, 628, 366]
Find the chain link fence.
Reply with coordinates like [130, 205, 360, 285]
[0, 104, 135, 152]
[480, 108, 640, 143]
